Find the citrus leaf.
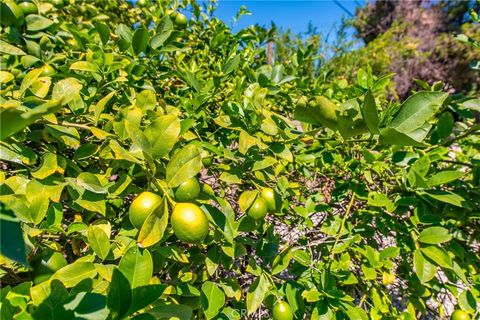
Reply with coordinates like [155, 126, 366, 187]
[166, 144, 202, 188]
[138, 198, 169, 248]
[118, 247, 153, 288]
[201, 281, 226, 319]
[418, 227, 452, 244]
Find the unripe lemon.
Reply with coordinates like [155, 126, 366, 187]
[451, 310, 470, 320]
[247, 197, 268, 220]
[260, 188, 281, 213]
[171, 203, 209, 243]
[19, 2, 38, 15]
[175, 13, 187, 28]
[129, 191, 162, 229]
[312, 96, 338, 130]
[40, 65, 55, 76]
[272, 300, 294, 320]
[174, 177, 200, 202]
[31, 250, 67, 284]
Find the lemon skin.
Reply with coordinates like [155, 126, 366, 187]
[247, 197, 268, 220]
[272, 300, 294, 320]
[174, 177, 200, 202]
[171, 203, 209, 244]
[129, 191, 163, 229]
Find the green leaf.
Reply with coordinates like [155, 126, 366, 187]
[63, 292, 109, 319]
[107, 268, 132, 319]
[388, 91, 448, 134]
[76, 172, 107, 194]
[70, 61, 98, 73]
[45, 124, 81, 148]
[421, 190, 466, 207]
[26, 15, 54, 31]
[138, 198, 169, 248]
[95, 22, 110, 45]
[150, 304, 192, 320]
[87, 225, 110, 260]
[362, 90, 380, 134]
[200, 281, 226, 319]
[252, 157, 276, 171]
[420, 246, 453, 269]
[20, 68, 43, 95]
[0, 202, 28, 266]
[428, 171, 464, 187]
[222, 55, 240, 74]
[418, 227, 452, 244]
[271, 248, 293, 275]
[145, 114, 180, 158]
[238, 130, 257, 155]
[413, 250, 437, 283]
[52, 78, 83, 105]
[94, 92, 115, 125]
[119, 247, 153, 288]
[132, 28, 149, 55]
[51, 261, 97, 288]
[246, 274, 269, 315]
[0, 40, 27, 55]
[379, 127, 426, 146]
[344, 305, 369, 320]
[129, 284, 166, 316]
[150, 16, 173, 49]
[166, 144, 202, 188]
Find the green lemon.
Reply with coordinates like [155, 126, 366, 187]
[31, 250, 67, 284]
[272, 300, 294, 320]
[175, 13, 187, 28]
[260, 187, 281, 213]
[40, 65, 55, 76]
[171, 203, 209, 244]
[247, 197, 268, 220]
[1, 1, 25, 27]
[312, 96, 338, 130]
[137, 0, 148, 6]
[174, 177, 200, 202]
[129, 191, 162, 229]
[451, 310, 470, 320]
[19, 2, 37, 15]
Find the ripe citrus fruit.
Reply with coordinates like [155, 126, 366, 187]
[19, 2, 38, 15]
[272, 300, 293, 320]
[247, 197, 268, 220]
[451, 310, 470, 320]
[174, 177, 200, 202]
[129, 191, 162, 229]
[0, 1, 25, 27]
[41, 65, 55, 76]
[171, 203, 209, 243]
[175, 13, 187, 28]
[260, 187, 281, 213]
[31, 250, 67, 284]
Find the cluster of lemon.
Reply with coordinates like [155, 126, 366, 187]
[128, 178, 294, 319]
[128, 177, 282, 244]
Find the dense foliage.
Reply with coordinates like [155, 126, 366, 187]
[1, 0, 479, 319]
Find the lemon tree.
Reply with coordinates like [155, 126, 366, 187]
[0, 0, 479, 319]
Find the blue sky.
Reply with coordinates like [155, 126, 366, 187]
[211, 1, 364, 37]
